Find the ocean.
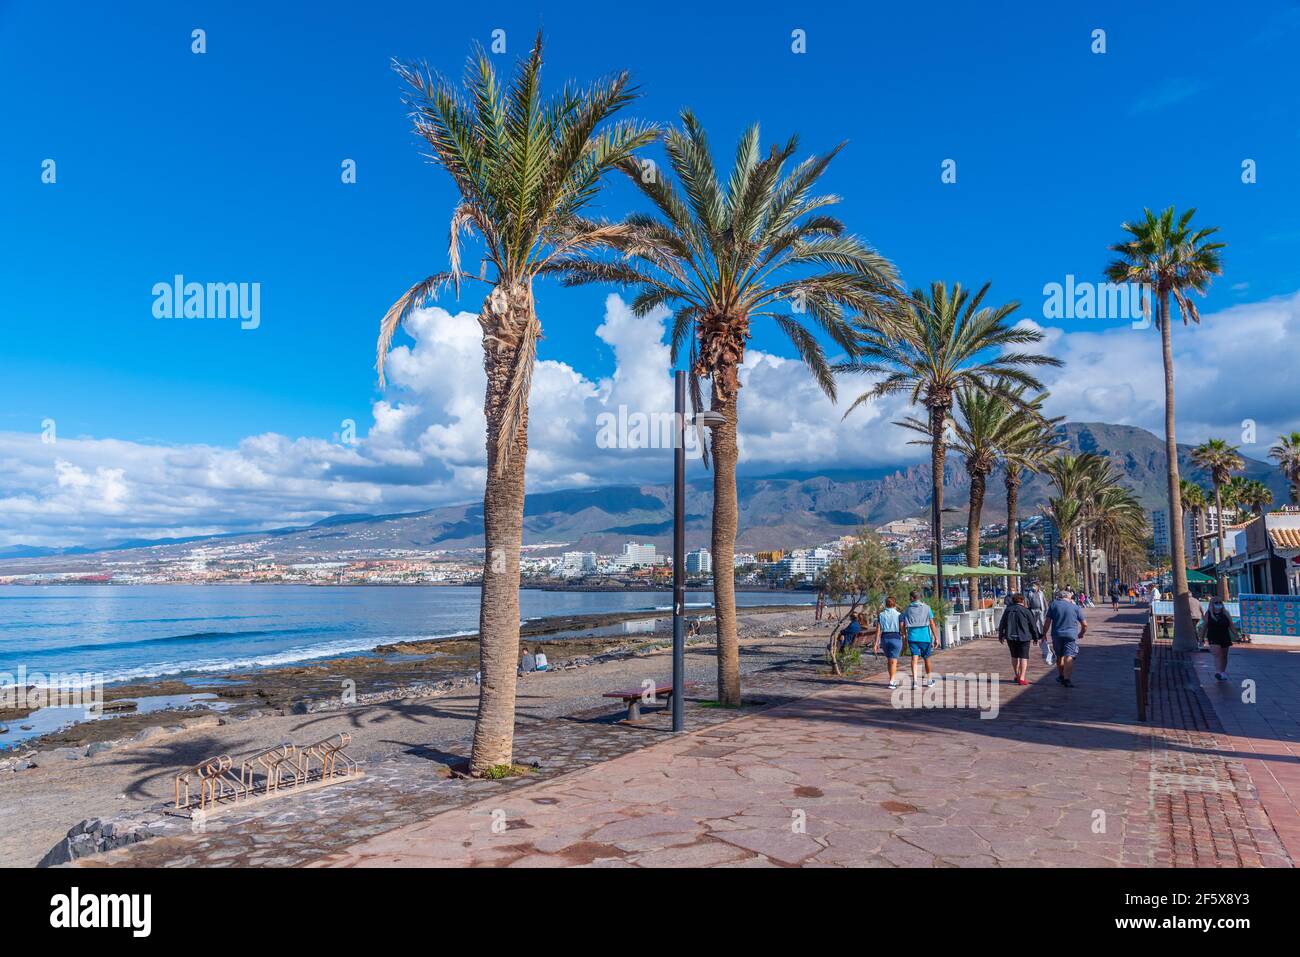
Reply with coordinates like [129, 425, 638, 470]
[0, 585, 811, 686]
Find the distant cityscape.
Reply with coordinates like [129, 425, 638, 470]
[0, 514, 1052, 588]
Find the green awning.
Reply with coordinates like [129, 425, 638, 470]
[1186, 570, 1216, 583]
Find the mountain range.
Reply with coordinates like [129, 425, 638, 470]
[0, 422, 1290, 570]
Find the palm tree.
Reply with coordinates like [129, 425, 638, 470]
[1224, 476, 1272, 519]
[906, 383, 1055, 570]
[1179, 479, 1208, 566]
[377, 36, 658, 774]
[1190, 438, 1244, 598]
[1270, 432, 1300, 504]
[1044, 453, 1107, 590]
[1092, 483, 1147, 590]
[1107, 207, 1225, 647]
[1002, 417, 1062, 588]
[562, 114, 900, 706]
[843, 282, 1062, 601]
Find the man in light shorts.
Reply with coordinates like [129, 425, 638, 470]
[901, 591, 937, 689]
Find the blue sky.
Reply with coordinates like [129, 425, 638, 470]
[2, 0, 1299, 545]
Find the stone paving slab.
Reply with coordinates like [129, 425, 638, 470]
[314, 608, 1276, 868]
[88, 608, 1300, 868]
[76, 626, 852, 867]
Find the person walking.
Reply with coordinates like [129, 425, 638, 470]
[1109, 582, 1121, 610]
[902, 591, 938, 689]
[872, 596, 904, 689]
[1045, 588, 1087, 687]
[1026, 580, 1047, 634]
[997, 592, 1042, 685]
[1198, 596, 1239, 680]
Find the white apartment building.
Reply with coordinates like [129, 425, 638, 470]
[686, 548, 712, 575]
[614, 542, 663, 568]
[777, 547, 833, 581]
[560, 551, 598, 577]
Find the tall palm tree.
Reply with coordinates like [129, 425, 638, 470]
[1002, 417, 1062, 588]
[377, 36, 657, 774]
[904, 383, 1055, 570]
[1179, 479, 1209, 566]
[1093, 484, 1147, 590]
[1044, 452, 1111, 590]
[1270, 432, 1300, 504]
[1106, 207, 1225, 647]
[1224, 476, 1272, 519]
[563, 114, 900, 706]
[843, 282, 1062, 600]
[1190, 438, 1244, 598]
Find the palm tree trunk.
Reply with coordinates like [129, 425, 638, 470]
[710, 385, 742, 707]
[1158, 290, 1196, 649]
[966, 470, 985, 568]
[930, 403, 948, 602]
[469, 292, 531, 775]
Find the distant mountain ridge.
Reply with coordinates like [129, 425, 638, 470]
[1, 422, 1289, 571]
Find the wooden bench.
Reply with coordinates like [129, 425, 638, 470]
[602, 683, 673, 721]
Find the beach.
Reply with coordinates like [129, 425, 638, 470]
[0, 604, 830, 866]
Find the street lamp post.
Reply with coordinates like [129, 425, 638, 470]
[1046, 524, 1057, 591]
[672, 372, 686, 733]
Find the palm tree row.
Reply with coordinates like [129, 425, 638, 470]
[1044, 453, 1148, 593]
[842, 284, 1062, 598]
[377, 36, 910, 769]
[375, 37, 1247, 771]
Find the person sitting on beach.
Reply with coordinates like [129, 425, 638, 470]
[519, 649, 537, 674]
[839, 612, 864, 652]
[534, 650, 549, 672]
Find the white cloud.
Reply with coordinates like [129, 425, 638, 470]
[2, 291, 1297, 548]
[1025, 290, 1300, 451]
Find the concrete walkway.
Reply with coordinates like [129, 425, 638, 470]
[310, 607, 1295, 868]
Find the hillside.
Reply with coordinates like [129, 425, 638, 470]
[1, 422, 1289, 570]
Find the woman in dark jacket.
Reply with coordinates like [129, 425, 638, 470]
[998, 593, 1042, 685]
[1200, 597, 1239, 681]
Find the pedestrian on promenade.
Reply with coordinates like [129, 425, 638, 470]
[872, 596, 904, 689]
[1198, 596, 1239, 680]
[1026, 580, 1047, 632]
[902, 591, 938, 689]
[997, 592, 1041, 685]
[1150, 584, 1162, 605]
[1045, 588, 1087, 688]
[1110, 582, 1121, 610]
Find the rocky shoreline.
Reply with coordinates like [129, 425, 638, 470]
[0, 604, 809, 767]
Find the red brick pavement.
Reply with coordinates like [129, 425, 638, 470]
[1187, 639, 1300, 863]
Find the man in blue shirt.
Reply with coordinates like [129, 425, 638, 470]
[901, 591, 938, 689]
[1045, 588, 1088, 687]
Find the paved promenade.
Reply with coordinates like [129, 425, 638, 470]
[308, 607, 1297, 868]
